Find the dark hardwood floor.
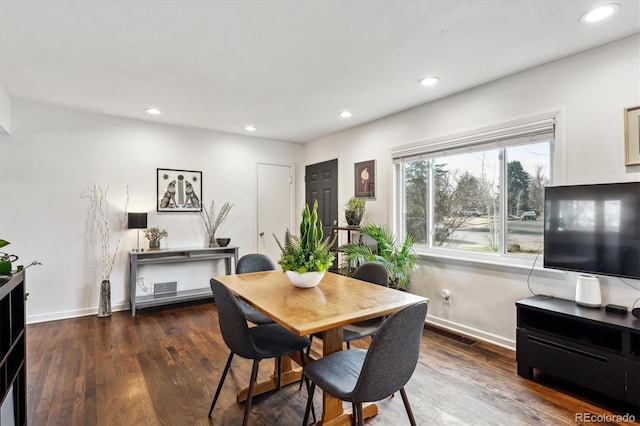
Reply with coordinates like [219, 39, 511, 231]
[26, 302, 639, 425]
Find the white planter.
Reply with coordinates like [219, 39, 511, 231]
[286, 270, 326, 288]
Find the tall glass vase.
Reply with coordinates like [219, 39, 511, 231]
[98, 279, 111, 317]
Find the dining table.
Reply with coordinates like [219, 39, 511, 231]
[213, 270, 427, 425]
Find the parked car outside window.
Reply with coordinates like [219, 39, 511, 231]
[457, 208, 482, 217]
[521, 211, 537, 221]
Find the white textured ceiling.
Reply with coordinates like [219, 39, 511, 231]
[0, 1, 638, 143]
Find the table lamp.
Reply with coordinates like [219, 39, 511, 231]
[127, 212, 148, 251]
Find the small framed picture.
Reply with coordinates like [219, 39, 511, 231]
[157, 168, 202, 212]
[354, 160, 375, 198]
[624, 106, 640, 166]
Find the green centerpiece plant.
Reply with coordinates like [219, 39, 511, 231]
[274, 200, 335, 287]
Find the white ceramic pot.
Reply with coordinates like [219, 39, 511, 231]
[286, 270, 326, 288]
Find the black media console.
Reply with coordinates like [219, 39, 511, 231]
[0, 270, 26, 425]
[516, 295, 639, 407]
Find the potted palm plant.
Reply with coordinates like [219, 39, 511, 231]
[341, 223, 417, 290]
[274, 200, 335, 288]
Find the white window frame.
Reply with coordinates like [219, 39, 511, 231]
[392, 116, 555, 268]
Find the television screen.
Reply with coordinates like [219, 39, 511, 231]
[544, 182, 640, 279]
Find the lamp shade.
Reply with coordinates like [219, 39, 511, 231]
[127, 212, 148, 229]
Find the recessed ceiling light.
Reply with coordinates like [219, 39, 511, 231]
[145, 107, 161, 115]
[418, 76, 440, 87]
[338, 111, 353, 118]
[580, 3, 620, 23]
[245, 125, 257, 132]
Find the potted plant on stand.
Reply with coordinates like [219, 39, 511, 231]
[274, 200, 335, 288]
[344, 197, 366, 226]
[341, 223, 417, 290]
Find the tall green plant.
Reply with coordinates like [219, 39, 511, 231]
[274, 200, 335, 273]
[341, 223, 417, 290]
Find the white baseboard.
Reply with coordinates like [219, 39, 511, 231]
[27, 303, 130, 324]
[426, 314, 516, 351]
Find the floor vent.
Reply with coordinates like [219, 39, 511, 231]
[423, 324, 477, 346]
[154, 281, 178, 296]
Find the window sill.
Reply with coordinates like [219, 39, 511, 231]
[416, 250, 566, 279]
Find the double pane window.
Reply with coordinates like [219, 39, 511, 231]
[395, 120, 552, 258]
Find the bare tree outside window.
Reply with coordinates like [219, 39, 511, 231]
[399, 140, 550, 256]
[505, 143, 550, 253]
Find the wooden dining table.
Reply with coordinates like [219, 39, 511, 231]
[213, 270, 427, 425]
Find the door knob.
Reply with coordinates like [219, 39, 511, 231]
[259, 231, 265, 237]
[333, 220, 338, 225]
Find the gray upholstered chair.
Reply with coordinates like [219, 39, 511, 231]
[235, 253, 276, 325]
[308, 262, 388, 353]
[342, 262, 388, 347]
[209, 278, 312, 426]
[302, 301, 428, 426]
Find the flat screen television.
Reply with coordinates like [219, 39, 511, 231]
[544, 182, 640, 279]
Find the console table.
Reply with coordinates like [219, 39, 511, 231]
[129, 246, 239, 316]
[516, 295, 639, 407]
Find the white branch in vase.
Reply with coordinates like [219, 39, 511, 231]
[84, 185, 129, 280]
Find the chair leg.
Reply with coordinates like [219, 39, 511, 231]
[351, 402, 357, 426]
[297, 350, 316, 423]
[299, 350, 305, 391]
[346, 340, 351, 350]
[209, 352, 235, 417]
[399, 386, 417, 426]
[302, 381, 316, 426]
[243, 359, 261, 426]
[306, 335, 314, 356]
[356, 402, 364, 426]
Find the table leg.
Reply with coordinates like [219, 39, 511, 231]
[316, 327, 378, 426]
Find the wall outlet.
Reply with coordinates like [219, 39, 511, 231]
[441, 288, 451, 303]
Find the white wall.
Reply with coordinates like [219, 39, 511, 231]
[1, 36, 638, 346]
[0, 85, 11, 134]
[300, 36, 640, 348]
[0, 101, 302, 323]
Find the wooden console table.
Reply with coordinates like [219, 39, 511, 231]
[129, 246, 239, 316]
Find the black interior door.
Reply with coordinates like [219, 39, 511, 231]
[305, 159, 338, 243]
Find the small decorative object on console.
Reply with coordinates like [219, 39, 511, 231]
[144, 227, 168, 250]
[216, 238, 231, 247]
[605, 304, 628, 315]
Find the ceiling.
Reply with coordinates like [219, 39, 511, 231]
[0, 1, 638, 144]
